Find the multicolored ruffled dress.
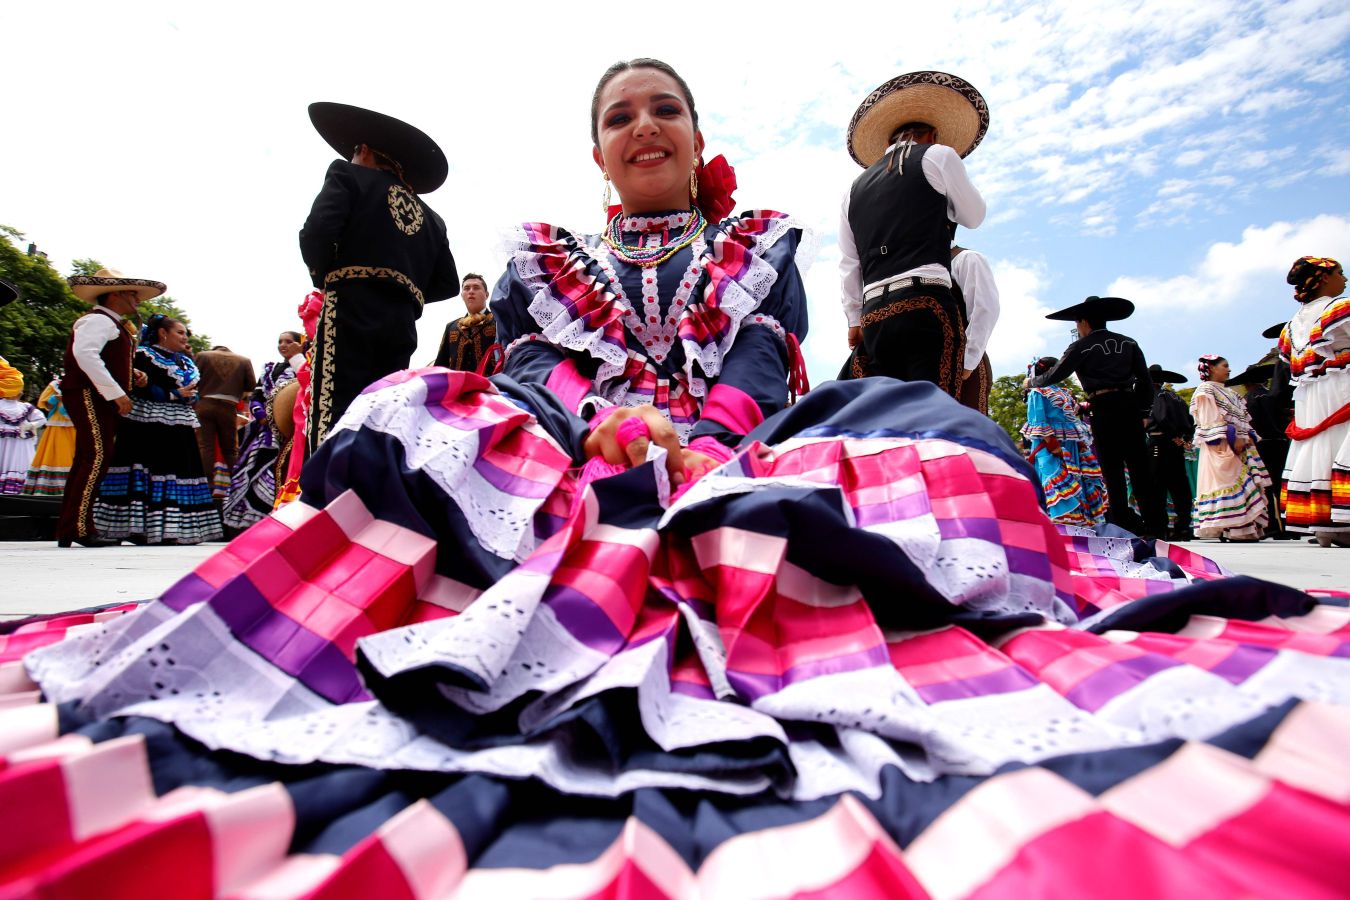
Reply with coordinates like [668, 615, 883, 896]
[0, 397, 44, 494]
[1190, 380, 1271, 540]
[4, 211, 1350, 897]
[222, 359, 297, 531]
[1280, 293, 1350, 534]
[1022, 384, 1108, 526]
[21, 379, 75, 496]
[92, 343, 223, 545]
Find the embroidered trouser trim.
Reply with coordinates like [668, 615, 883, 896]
[307, 283, 420, 453]
[858, 287, 965, 397]
[56, 388, 119, 541]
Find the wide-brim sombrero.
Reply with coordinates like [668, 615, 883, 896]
[1261, 322, 1286, 341]
[847, 71, 989, 168]
[1148, 364, 1187, 384]
[68, 268, 166, 305]
[0, 278, 18, 308]
[1045, 296, 1135, 322]
[1226, 363, 1275, 388]
[309, 102, 448, 194]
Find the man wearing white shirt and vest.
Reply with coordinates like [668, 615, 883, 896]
[57, 268, 165, 547]
[839, 71, 989, 397]
[950, 238, 1000, 414]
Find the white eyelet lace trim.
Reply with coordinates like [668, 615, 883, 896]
[586, 235, 706, 366]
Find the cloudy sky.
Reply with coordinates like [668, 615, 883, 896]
[3, 0, 1348, 388]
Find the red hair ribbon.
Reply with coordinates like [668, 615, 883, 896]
[786, 333, 810, 405]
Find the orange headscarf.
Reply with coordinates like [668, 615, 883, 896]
[0, 356, 23, 399]
[1286, 256, 1341, 303]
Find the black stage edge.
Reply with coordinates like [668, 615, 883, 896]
[0, 494, 61, 541]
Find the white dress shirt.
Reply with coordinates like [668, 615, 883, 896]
[950, 246, 1000, 371]
[838, 142, 986, 327]
[70, 309, 128, 401]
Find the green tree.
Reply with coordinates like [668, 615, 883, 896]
[70, 258, 103, 277]
[0, 235, 214, 398]
[989, 374, 1028, 445]
[0, 227, 87, 398]
[138, 295, 212, 355]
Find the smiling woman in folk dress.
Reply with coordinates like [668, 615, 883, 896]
[7, 60, 1350, 898]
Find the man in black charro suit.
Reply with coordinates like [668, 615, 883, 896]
[300, 102, 459, 450]
[1024, 295, 1165, 537]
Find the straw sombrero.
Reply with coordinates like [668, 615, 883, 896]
[309, 102, 448, 194]
[1045, 296, 1135, 322]
[68, 268, 166, 305]
[847, 71, 989, 168]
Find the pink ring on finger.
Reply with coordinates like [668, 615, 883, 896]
[616, 416, 651, 450]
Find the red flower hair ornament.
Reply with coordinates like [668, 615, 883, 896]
[607, 155, 739, 222]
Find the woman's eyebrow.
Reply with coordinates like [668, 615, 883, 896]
[603, 93, 682, 116]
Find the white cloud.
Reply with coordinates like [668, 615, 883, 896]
[1109, 213, 1350, 313]
[984, 259, 1068, 375]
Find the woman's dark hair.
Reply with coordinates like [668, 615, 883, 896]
[281, 330, 303, 343]
[141, 313, 181, 347]
[590, 58, 699, 146]
[1033, 356, 1057, 376]
[1197, 354, 1226, 380]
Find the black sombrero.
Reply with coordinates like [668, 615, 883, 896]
[1226, 363, 1275, 388]
[1148, 364, 1187, 384]
[846, 71, 989, 168]
[0, 278, 17, 308]
[1261, 322, 1286, 341]
[1045, 296, 1135, 322]
[309, 102, 448, 194]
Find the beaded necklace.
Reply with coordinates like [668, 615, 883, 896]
[602, 208, 705, 268]
[590, 232, 706, 364]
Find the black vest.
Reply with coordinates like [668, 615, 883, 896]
[848, 142, 951, 288]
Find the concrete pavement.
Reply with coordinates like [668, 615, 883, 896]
[3, 536, 1349, 621]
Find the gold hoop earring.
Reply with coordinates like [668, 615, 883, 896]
[689, 167, 699, 201]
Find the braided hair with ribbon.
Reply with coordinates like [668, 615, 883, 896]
[1197, 354, 1225, 381]
[1286, 256, 1341, 303]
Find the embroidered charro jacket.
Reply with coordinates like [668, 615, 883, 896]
[299, 160, 459, 312]
[433, 312, 497, 373]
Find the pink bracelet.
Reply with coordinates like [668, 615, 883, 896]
[616, 416, 651, 449]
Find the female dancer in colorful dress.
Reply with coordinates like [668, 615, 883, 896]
[1190, 355, 1271, 542]
[1022, 356, 1108, 525]
[91, 314, 223, 544]
[5, 61, 1350, 897]
[221, 331, 302, 531]
[21, 378, 75, 496]
[1280, 256, 1350, 547]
